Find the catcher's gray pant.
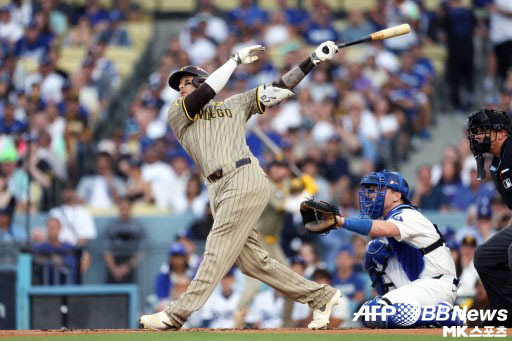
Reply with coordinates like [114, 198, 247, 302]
[164, 163, 337, 328]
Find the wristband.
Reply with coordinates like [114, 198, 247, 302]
[343, 218, 372, 236]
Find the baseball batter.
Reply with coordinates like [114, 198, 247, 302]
[140, 42, 342, 330]
[233, 160, 318, 328]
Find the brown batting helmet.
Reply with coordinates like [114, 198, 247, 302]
[168, 66, 210, 91]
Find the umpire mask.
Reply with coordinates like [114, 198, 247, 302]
[467, 109, 511, 179]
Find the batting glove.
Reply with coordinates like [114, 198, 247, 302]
[231, 45, 266, 65]
[310, 41, 339, 65]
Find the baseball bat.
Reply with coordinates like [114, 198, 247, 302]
[251, 125, 302, 177]
[322, 23, 411, 53]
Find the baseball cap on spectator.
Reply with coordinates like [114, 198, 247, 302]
[110, 10, 122, 22]
[443, 225, 456, 242]
[290, 255, 306, 267]
[338, 244, 354, 256]
[280, 140, 292, 150]
[98, 32, 110, 45]
[125, 122, 140, 135]
[39, 54, 52, 66]
[82, 56, 94, 68]
[460, 235, 477, 248]
[0, 73, 9, 84]
[149, 76, 160, 90]
[142, 97, 158, 109]
[224, 266, 236, 277]
[477, 200, 492, 220]
[129, 158, 143, 168]
[268, 159, 288, 169]
[27, 20, 38, 29]
[168, 242, 187, 256]
[446, 240, 459, 251]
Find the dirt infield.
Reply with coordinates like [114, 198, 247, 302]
[1, 328, 509, 337]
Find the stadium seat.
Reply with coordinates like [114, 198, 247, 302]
[60, 46, 87, 60]
[105, 46, 138, 64]
[333, 19, 348, 32]
[130, 0, 158, 12]
[17, 57, 39, 74]
[422, 43, 447, 75]
[423, 0, 442, 11]
[342, 0, 376, 12]
[98, 0, 114, 8]
[212, 0, 239, 11]
[304, 0, 343, 11]
[260, 0, 298, 10]
[157, 0, 196, 12]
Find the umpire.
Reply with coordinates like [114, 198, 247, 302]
[467, 108, 512, 327]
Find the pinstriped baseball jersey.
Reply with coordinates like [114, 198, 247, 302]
[168, 88, 264, 178]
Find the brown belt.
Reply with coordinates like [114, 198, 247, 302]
[207, 158, 251, 183]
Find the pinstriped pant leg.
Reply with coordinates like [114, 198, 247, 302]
[236, 229, 337, 311]
[262, 241, 294, 327]
[164, 166, 270, 328]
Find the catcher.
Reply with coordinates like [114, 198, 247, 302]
[300, 170, 462, 328]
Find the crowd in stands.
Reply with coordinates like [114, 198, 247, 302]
[1, 0, 512, 329]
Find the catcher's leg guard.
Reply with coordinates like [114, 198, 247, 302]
[363, 240, 395, 295]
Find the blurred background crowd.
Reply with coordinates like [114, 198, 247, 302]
[1, 0, 511, 329]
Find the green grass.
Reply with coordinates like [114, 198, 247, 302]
[4, 332, 447, 341]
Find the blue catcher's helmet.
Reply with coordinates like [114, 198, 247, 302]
[358, 170, 411, 219]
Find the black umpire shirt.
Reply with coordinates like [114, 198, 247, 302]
[490, 136, 512, 209]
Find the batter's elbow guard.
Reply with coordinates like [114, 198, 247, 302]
[257, 84, 294, 108]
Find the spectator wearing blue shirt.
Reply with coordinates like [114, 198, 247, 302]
[31, 217, 78, 285]
[14, 20, 50, 59]
[435, 158, 463, 208]
[332, 246, 365, 303]
[398, 53, 427, 91]
[155, 242, 193, 312]
[411, 43, 435, 82]
[100, 10, 131, 46]
[321, 136, 350, 182]
[0, 201, 25, 244]
[452, 168, 496, 211]
[341, 11, 374, 43]
[411, 164, 448, 210]
[0, 102, 27, 135]
[228, 0, 268, 32]
[303, 11, 338, 46]
[276, 0, 309, 28]
[85, 0, 110, 28]
[457, 199, 496, 244]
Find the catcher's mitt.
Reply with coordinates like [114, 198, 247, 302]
[300, 199, 340, 234]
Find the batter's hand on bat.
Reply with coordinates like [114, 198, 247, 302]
[310, 41, 339, 65]
[231, 45, 266, 65]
